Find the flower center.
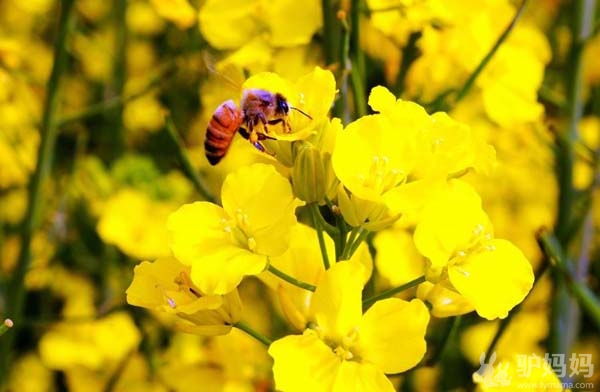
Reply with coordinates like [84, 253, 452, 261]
[359, 155, 406, 195]
[220, 211, 258, 252]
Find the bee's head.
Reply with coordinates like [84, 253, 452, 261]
[275, 93, 290, 115]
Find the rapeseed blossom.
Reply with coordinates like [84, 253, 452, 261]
[168, 163, 301, 294]
[126, 257, 242, 335]
[2, 1, 592, 391]
[269, 260, 430, 391]
[414, 180, 534, 319]
[332, 86, 495, 226]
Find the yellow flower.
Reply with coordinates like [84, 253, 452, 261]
[198, 0, 322, 50]
[6, 353, 54, 392]
[333, 86, 494, 222]
[126, 257, 242, 335]
[168, 163, 301, 294]
[262, 223, 372, 331]
[269, 260, 429, 391]
[414, 180, 534, 319]
[39, 312, 141, 371]
[149, 0, 196, 29]
[96, 188, 173, 260]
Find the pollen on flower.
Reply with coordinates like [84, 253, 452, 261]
[342, 327, 359, 348]
[472, 224, 485, 236]
[334, 345, 354, 360]
[235, 209, 250, 229]
[362, 155, 406, 194]
[483, 243, 497, 251]
[219, 217, 233, 233]
[247, 236, 257, 251]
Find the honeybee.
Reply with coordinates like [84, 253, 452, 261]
[205, 89, 311, 165]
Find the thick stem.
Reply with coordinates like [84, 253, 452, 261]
[0, 0, 76, 382]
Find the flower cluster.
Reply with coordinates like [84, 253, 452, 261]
[2, 1, 598, 391]
[126, 68, 535, 389]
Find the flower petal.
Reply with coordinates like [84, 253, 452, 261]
[357, 298, 429, 374]
[332, 360, 396, 392]
[189, 246, 267, 295]
[309, 260, 365, 341]
[449, 239, 534, 320]
[167, 202, 230, 267]
[269, 332, 340, 392]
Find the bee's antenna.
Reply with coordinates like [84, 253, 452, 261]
[290, 106, 312, 119]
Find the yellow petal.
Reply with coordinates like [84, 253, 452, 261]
[332, 361, 395, 392]
[167, 202, 230, 267]
[221, 163, 296, 232]
[150, 0, 196, 29]
[309, 260, 365, 340]
[368, 85, 397, 113]
[357, 298, 429, 374]
[265, 0, 323, 47]
[416, 281, 475, 318]
[449, 239, 534, 320]
[198, 0, 258, 49]
[269, 332, 340, 392]
[189, 246, 267, 295]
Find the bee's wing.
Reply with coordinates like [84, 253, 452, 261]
[202, 51, 245, 100]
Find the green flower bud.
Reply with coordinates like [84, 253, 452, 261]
[291, 141, 338, 203]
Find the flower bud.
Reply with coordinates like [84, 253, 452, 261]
[291, 141, 338, 203]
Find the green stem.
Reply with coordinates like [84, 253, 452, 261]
[362, 275, 426, 309]
[322, 0, 344, 119]
[234, 321, 273, 347]
[325, 197, 348, 260]
[0, 0, 75, 382]
[266, 264, 317, 292]
[310, 204, 331, 270]
[428, 316, 462, 366]
[539, 230, 600, 330]
[551, 0, 597, 362]
[350, 0, 367, 118]
[453, 0, 528, 105]
[164, 115, 216, 203]
[347, 227, 368, 257]
[340, 226, 368, 260]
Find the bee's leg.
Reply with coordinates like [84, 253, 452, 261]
[253, 141, 275, 156]
[267, 118, 291, 133]
[238, 127, 250, 140]
[258, 113, 269, 133]
[253, 141, 265, 152]
[256, 133, 276, 141]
